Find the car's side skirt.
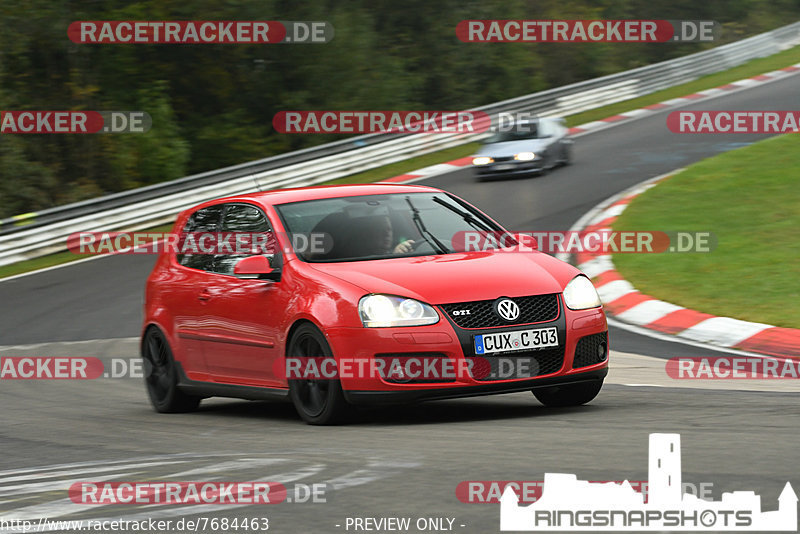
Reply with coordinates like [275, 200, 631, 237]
[174, 362, 290, 401]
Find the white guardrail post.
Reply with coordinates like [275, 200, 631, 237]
[1, 21, 799, 266]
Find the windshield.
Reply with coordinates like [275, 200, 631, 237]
[275, 192, 504, 262]
[483, 123, 540, 143]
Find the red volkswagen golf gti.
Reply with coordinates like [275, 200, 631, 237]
[142, 184, 608, 424]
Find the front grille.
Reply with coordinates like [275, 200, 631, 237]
[573, 332, 608, 369]
[467, 347, 564, 381]
[440, 294, 559, 329]
[492, 156, 514, 162]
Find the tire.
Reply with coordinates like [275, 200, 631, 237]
[532, 379, 603, 407]
[141, 326, 201, 413]
[561, 143, 572, 166]
[287, 324, 352, 425]
[544, 152, 557, 171]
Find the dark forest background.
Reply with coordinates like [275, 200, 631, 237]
[1, 0, 798, 217]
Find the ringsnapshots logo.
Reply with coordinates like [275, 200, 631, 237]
[500, 433, 797, 531]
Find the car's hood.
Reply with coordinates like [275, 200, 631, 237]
[475, 139, 549, 158]
[309, 251, 578, 304]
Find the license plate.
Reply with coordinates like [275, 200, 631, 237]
[474, 327, 558, 355]
[494, 163, 514, 170]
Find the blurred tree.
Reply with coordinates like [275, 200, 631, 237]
[0, 136, 59, 218]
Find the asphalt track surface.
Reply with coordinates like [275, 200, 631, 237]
[0, 73, 798, 533]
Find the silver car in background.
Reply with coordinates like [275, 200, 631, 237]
[472, 117, 573, 180]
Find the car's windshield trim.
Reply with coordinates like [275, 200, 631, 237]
[274, 191, 504, 264]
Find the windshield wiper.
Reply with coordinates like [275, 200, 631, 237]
[405, 197, 448, 254]
[432, 197, 495, 233]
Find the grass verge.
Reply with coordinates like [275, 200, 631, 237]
[565, 45, 800, 127]
[323, 143, 480, 185]
[612, 134, 800, 329]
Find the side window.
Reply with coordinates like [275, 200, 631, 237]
[177, 205, 223, 271]
[211, 204, 274, 275]
[550, 118, 565, 137]
[538, 119, 553, 138]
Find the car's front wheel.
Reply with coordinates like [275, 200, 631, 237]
[561, 143, 572, 165]
[142, 326, 201, 413]
[287, 323, 351, 425]
[532, 379, 603, 407]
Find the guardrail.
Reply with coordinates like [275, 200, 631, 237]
[1, 21, 799, 267]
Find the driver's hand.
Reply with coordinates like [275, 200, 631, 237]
[393, 240, 416, 254]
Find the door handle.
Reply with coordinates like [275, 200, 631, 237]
[198, 289, 212, 302]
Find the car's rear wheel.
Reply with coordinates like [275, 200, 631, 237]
[532, 379, 603, 407]
[287, 324, 351, 425]
[142, 326, 201, 413]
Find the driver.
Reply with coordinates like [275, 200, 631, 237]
[366, 215, 415, 255]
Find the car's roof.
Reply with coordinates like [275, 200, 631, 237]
[198, 183, 443, 209]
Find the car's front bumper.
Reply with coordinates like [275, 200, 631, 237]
[324, 300, 608, 403]
[473, 159, 544, 177]
[344, 367, 607, 405]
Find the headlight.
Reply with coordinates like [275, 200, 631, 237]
[358, 295, 439, 327]
[563, 275, 601, 310]
[472, 156, 493, 166]
[514, 151, 535, 161]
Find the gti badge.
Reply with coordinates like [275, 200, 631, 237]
[494, 298, 520, 322]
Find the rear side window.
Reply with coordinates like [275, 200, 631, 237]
[176, 205, 223, 270]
